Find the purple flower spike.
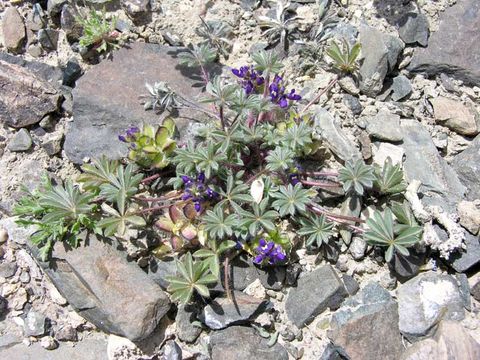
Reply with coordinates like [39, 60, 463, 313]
[118, 135, 127, 143]
[180, 172, 219, 213]
[253, 239, 287, 266]
[231, 65, 265, 96]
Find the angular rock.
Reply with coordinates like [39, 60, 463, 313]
[0, 295, 7, 317]
[55, 324, 77, 342]
[38, 28, 59, 51]
[221, 254, 285, 291]
[397, 272, 465, 340]
[390, 75, 413, 101]
[372, 142, 404, 166]
[145, 257, 177, 290]
[65, 43, 218, 163]
[341, 275, 359, 296]
[28, 233, 170, 342]
[358, 25, 404, 97]
[349, 237, 366, 260]
[409, 0, 480, 86]
[401, 320, 480, 360]
[431, 97, 479, 136]
[329, 283, 403, 360]
[209, 326, 288, 360]
[451, 134, 480, 201]
[314, 107, 361, 162]
[62, 59, 83, 86]
[285, 264, 347, 328]
[458, 200, 480, 235]
[0, 51, 63, 84]
[366, 109, 403, 141]
[471, 278, 480, 301]
[343, 94, 362, 115]
[61, 5, 82, 41]
[41, 131, 63, 156]
[2, 7, 26, 53]
[0, 60, 60, 128]
[400, 119, 466, 204]
[122, 0, 151, 22]
[448, 232, 480, 273]
[319, 343, 350, 360]
[388, 249, 425, 280]
[175, 304, 202, 343]
[7, 129, 33, 152]
[47, 0, 68, 17]
[24, 311, 47, 337]
[200, 292, 271, 330]
[163, 340, 182, 360]
[397, 12, 429, 46]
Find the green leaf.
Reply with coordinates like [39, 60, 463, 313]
[338, 159, 375, 196]
[298, 214, 334, 248]
[203, 204, 237, 239]
[373, 157, 407, 195]
[271, 183, 312, 216]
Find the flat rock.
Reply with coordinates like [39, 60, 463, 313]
[388, 249, 425, 280]
[0, 335, 107, 360]
[7, 128, 32, 152]
[358, 25, 404, 97]
[400, 119, 466, 205]
[431, 97, 479, 136]
[329, 283, 403, 360]
[372, 142, 404, 166]
[397, 272, 465, 340]
[209, 326, 288, 360]
[390, 75, 413, 101]
[314, 107, 361, 162]
[397, 12, 429, 46]
[285, 264, 347, 328]
[2, 7, 26, 53]
[451, 134, 480, 201]
[458, 200, 480, 235]
[366, 109, 403, 141]
[221, 254, 285, 291]
[401, 320, 480, 360]
[448, 232, 480, 273]
[145, 257, 177, 290]
[408, 0, 480, 86]
[65, 43, 218, 163]
[0, 52, 63, 84]
[38, 28, 59, 51]
[200, 291, 271, 330]
[28, 233, 170, 342]
[0, 60, 60, 128]
[24, 311, 47, 337]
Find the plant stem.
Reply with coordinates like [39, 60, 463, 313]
[308, 203, 365, 223]
[300, 170, 339, 177]
[299, 76, 338, 116]
[134, 192, 181, 203]
[141, 174, 161, 184]
[245, 168, 269, 184]
[137, 200, 187, 214]
[177, 96, 220, 120]
[224, 255, 232, 302]
[219, 105, 226, 129]
[300, 180, 341, 188]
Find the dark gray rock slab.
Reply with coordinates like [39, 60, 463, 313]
[145, 257, 177, 290]
[28, 233, 170, 342]
[400, 119, 466, 205]
[221, 254, 285, 291]
[175, 304, 202, 343]
[38, 28, 59, 51]
[314, 107, 361, 162]
[358, 25, 404, 97]
[65, 43, 217, 163]
[471, 278, 480, 301]
[200, 292, 271, 330]
[285, 264, 347, 328]
[401, 320, 480, 360]
[397, 12, 429, 46]
[448, 232, 480, 273]
[1, 7, 26, 53]
[0, 52, 63, 84]
[451, 134, 480, 201]
[0, 261, 17, 278]
[397, 272, 465, 340]
[408, 0, 480, 86]
[388, 249, 425, 281]
[162, 340, 182, 360]
[209, 326, 288, 360]
[343, 94, 362, 115]
[0, 60, 61, 128]
[390, 75, 413, 101]
[7, 129, 33, 152]
[329, 283, 403, 360]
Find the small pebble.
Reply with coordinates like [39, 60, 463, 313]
[40, 336, 58, 350]
[0, 229, 8, 244]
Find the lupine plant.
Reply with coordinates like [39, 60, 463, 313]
[76, 7, 120, 53]
[15, 47, 421, 305]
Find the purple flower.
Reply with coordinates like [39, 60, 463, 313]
[253, 239, 287, 265]
[231, 65, 265, 95]
[118, 126, 140, 146]
[268, 75, 302, 109]
[180, 172, 218, 213]
[289, 173, 300, 185]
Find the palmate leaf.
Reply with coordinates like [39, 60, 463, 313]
[363, 208, 422, 262]
[193, 239, 236, 278]
[373, 157, 407, 195]
[97, 203, 146, 237]
[391, 201, 417, 227]
[39, 181, 95, 223]
[271, 183, 313, 216]
[218, 172, 253, 209]
[338, 159, 375, 196]
[178, 43, 217, 68]
[326, 39, 361, 74]
[265, 147, 295, 172]
[203, 204, 237, 239]
[281, 123, 313, 153]
[195, 142, 228, 179]
[252, 50, 284, 74]
[78, 156, 119, 192]
[166, 253, 218, 304]
[298, 214, 334, 248]
[237, 199, 279, 236]
[99, 163, 143, 214]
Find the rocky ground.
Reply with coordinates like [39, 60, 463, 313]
[0, 0, 480, 359]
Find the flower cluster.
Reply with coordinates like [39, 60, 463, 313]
[118, 127, 139, 145]
[268, 75, 301, 108]
[231, 65, 265, 95]
[181, 173, 218, 212]
[253, 239, 286, 265]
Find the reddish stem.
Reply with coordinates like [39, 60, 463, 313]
[300, 170, 339, 177]
[300, 180, 341, 188]
[141, 174, 161, 184]
[308, 203, 365, 223]
[299, 77, 338, 116]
